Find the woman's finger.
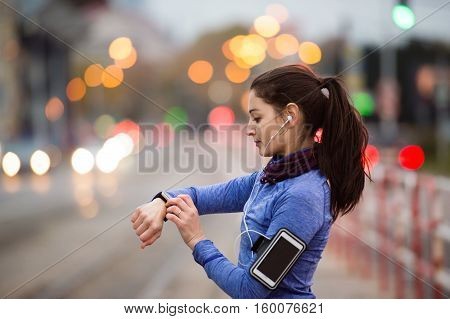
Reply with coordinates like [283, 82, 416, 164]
[132, 213, 146, 230]
[166, 205, 183, 219]
[130, 209, 141, 223]
[139, 226, 156, 242]
[165, 212, 182, 228]
[135, 221, 150, 236]
[178, 194, 195, 209]
[167, 196, 190, 212]
[140, 231, 161, 249]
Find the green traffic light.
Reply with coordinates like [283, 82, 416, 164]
[392, 4, 415, 30]
[351, 92, 375, 117]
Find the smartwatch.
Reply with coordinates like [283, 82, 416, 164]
[151, 191, 171, 222]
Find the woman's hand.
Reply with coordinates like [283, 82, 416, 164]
[131, 198, 167, 249]
[165, 194, 206, 251]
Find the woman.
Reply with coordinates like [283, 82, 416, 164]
[131, 64, 370, 298]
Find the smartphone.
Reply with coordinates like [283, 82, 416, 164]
[250, 228, 306, 290]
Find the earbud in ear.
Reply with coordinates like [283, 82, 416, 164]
[287, 115, 293, 122]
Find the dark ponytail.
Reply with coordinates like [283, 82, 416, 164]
[317, 77, 371, 221]
[251, 64, 371, 222]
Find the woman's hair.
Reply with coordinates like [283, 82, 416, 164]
[250, 64, 371, 221]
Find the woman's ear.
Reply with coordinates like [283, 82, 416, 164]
[285, 102, 302, 124]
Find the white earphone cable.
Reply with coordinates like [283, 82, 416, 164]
[235, 115, 293, 267]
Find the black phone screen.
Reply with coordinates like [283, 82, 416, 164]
[256, 236, 300, 282]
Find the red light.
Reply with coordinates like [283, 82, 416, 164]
[208, 106, 235, 129]
[398, 145, 425, 170]
[112, 119, 140, 143]
[365, 144, 380, 170]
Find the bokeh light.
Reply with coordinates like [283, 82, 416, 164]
[392, 4, 415, 30]
[115, 47, 137, 69]
[253, 15, 280, 38]
[66, 78, 86, 102]
[398, 145, 425, 170]
[84, 64, 104, 87]
[222, 40, 234, 60]
[164, 106, 189, 130]
[364, 144, 380, 170]
[275, 34, 299, 56]
[266, 38, 285, 59]
[188, 60, 213, 84]
[352, 91, 375, 117]
[265, 3, 289, 23]
[208, 80, 233, 104]
[208, 106, 235, 128]
[96, 146, 120, 174]
[229, 34, 267, 67]
[109, 37, 133, 60]
[71, 148, 95, 174]
[30, 150, 51, 176]
[45, 97, 64, 121]
[416, 65, 436, 98]
[298, 42, 322, 64]
[112, 119, 140, 144]
[225, 61, 250, 83]
[102, 65, 124, 88]
[2, 152, 21, 177]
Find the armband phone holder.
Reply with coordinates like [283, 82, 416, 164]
[250, 228, 306, 290]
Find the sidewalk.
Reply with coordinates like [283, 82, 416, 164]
[313, 250, 388, 298]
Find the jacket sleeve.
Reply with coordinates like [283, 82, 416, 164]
[163, 171, 259, 216]
[191, 189, 326, 299]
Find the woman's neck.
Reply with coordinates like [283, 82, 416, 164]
[277, 138, 314, 157]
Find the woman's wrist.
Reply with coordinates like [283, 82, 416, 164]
[152, 198, 167, 220]
[187, 234, 207, 251]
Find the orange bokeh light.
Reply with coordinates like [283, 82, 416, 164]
[84, 64, 104, 87]
[225, 62, 250, 83]
[115, 47, 137, 69]
[222, 40, 234, 60]
[298, 42, 322, 64]
[109, 37, 133, 60]
[188, 60, 213, 84]
[66, 78, 86, 102]
[253, 15, 280, 38]
[45, 97, 64, 121]
[275, 34, 299, 56]
[102, 65, 124, 88]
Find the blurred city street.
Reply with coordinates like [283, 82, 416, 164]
[1, 152, 385, 299]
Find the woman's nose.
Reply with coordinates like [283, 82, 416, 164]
[246, 123, 256, 137]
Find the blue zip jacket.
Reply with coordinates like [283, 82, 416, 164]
[166, 157, 332, 299]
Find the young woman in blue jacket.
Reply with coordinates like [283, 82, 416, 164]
[131, 64, 370, 298]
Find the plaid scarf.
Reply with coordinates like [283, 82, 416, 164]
[260, 144, 319, 184]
